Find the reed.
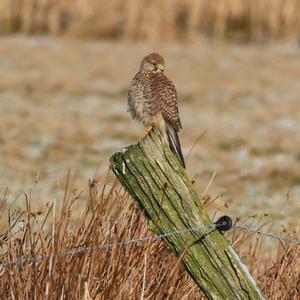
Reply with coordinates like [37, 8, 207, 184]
[0, 0, 299, 41]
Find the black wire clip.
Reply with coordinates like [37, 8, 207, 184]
[214, 215, 233, 232]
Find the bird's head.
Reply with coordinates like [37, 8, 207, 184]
[140, 53, 165, 73]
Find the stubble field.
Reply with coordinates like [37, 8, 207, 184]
[1, 35, 300, 225]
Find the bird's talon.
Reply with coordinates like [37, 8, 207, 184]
[146, 126, 153, 134]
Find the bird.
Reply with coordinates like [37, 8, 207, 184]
[128, 53, 185, 168]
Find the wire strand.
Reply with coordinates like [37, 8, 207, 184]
[1, 224, 216, 268]
[233, 225, 300, 245]
[1, 223, 300, 268]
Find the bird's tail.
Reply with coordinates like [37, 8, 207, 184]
[165, 123, 185, 168]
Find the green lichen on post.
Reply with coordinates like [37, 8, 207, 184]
[110, 130, 265, 300]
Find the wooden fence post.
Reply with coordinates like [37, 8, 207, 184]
[110, 130, 265, 299]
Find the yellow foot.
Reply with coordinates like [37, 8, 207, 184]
[146, 126, 153, 134]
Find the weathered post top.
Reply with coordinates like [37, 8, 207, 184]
[110, 130, 265, 300]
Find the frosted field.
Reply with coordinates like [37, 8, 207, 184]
[1, 36, 300, 227]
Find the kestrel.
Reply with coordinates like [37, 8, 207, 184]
[128, 53, 185, 168]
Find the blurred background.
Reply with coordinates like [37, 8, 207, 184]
[1, 0, 300, 226]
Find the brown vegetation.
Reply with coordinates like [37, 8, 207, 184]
[0, 0, 300, 41]
[0, 174, 299, 299]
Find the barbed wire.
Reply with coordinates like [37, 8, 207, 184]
[1, 220, 300, 269]
[233, 225, 300, 245]
[1, 224, 216, 268]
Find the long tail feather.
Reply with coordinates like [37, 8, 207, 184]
[166, 123, 185, 168]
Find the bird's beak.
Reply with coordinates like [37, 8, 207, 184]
[157, 64, 164, 71]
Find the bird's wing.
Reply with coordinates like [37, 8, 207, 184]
[150, 73, 182, 131]
[147, 73, 185, 167]
[127, 81, 136, 117]
[141, 74, 161, 117]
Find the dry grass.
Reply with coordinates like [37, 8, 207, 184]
[0, 173, 299, 299]
[0, 0, 300, 41]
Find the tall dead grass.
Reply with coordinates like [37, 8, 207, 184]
[0, 172, 299, 299]
[0, 0, 299, 41]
